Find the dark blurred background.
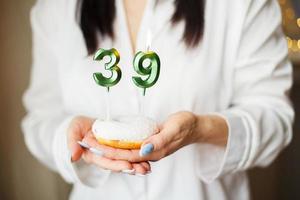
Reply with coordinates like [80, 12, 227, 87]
[0, 0, 299, 199]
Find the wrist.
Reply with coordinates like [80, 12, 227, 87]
[193, 114, 229, 146]
[192, 114, 208, 143]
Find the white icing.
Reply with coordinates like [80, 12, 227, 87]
[92, 116, 158, 141]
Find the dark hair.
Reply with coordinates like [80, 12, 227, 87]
[77, 0, 205, 55]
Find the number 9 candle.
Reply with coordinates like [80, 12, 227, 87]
[93, 48, 122, 92]
[132, 51, 160, 96]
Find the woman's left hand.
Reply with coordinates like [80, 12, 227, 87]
[99, 111, 210, 162]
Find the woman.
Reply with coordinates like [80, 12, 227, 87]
[22, 0, 294, 199]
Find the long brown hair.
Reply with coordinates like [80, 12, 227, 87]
[77, 0, 205, 54]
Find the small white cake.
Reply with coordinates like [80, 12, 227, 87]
[92, 116, 158, 149]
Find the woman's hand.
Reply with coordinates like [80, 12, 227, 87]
[99, 111, 228, 163]
[67, 116, 151, 175]
[67, 116, 94, 162]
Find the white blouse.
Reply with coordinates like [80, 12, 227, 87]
[22, 0, 294, 199]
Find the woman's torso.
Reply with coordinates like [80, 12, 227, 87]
[53, 0, 250, 199]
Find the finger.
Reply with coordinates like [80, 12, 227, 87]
[82, 133, 102, 147]
[82, 134, 125, 158]
[71, 144, 84, 162]
[132, 163, 147, 175]
[75, 117, 95, 132]
[68, 126, 85, 162]
[140, 132, 169, 157]
[103, 148, 143, 162]
[67, 117, 94, 148]
[82, 132, 163, 163]
[83, 135, 146, 162]
[68, 117, 95, 162]
[82, 150, 133, 172]
[139, 161, 151, 172]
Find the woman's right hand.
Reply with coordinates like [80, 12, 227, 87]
[67, 116, 151, 175]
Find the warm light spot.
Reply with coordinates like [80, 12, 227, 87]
[287, 37, 293, 49]
[292, 40, 298, 51]
[280, 0, 300, 52]
[279, 0, 286, 5]
[286, 8, 295, 20]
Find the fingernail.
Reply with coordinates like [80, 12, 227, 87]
[70, 156, 75, 163]
[135, 173, 146, 177]
[90, 147, 104, 156]
[77, 141, 90, 149]
[139, 143, 154, 157]
[122, 169, 135, 175]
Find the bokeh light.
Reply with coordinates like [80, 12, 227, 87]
[280, 0, 300, 52]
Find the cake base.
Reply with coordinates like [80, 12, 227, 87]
[96, 137, 142, 149]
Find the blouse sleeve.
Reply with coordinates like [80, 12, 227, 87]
[196, 0, 294, 182]
[21, 0, 110, 187]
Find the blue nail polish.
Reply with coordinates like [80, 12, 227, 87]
[139, 143, 154, 157]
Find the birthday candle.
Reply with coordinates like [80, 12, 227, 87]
[93, 48, 122, 120]
[93, 48, 122, 92]
[132, 32, 161, 96]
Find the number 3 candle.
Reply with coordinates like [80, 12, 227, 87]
[93, 48, 122, 92]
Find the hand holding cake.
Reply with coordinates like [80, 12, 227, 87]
[97, 111, 229, 164]
[92, 115, 159, 150]
[72, 41, 226, 175]
[68, 116, 151, 175]
[97, 111, 202, 163]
